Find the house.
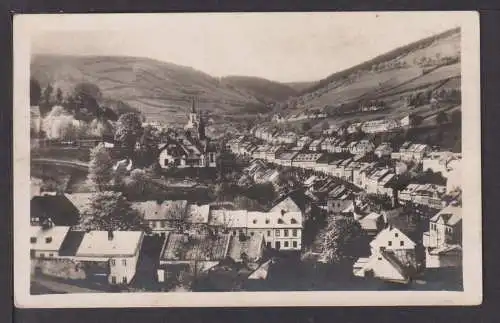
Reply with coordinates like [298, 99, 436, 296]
[349, 140, 375, 155]
[399, 183, 446, 209]
[275, 151, 300, 167]
[254, 169, 280, 185]
[296, 136, 313, 149]
[361, 119, 400, 134]
[358, 212, 385, 236]
[374, 143, 393, 158]
[326, 186, 353, 214]
[157, 233, 232, 283]
[31, 193, 80, 227]
[226, 135, 246, 154]
[264, 145, 284, 162]
[393, 142, 431, 162]
[423, 206, 462, 268]
[132, 200, 190, 236]
[291, 153, 324, 169]
[158, 136, 218, 169]
[274, 132, 298, 145]
[73, 230, 144, 285]
[353, 226, 417, 284]
[347, 123, 362, 134]
[320, 137, 337, 153]
[309, 138, 324, 152]
[30, 225, 71, 258]
[227, 233, 265, 263]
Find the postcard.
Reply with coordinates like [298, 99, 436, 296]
[14, 11, 481, 307]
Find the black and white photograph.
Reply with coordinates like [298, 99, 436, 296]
[14, 12, 481, 307]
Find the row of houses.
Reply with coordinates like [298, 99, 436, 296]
[272, 111, 327, 123]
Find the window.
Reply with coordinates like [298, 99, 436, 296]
[293, 241, 297, 248]
[111, 276, 117, 284]
[400, 241, 404, 247]
[277, 218, 284, 224]
[291, 218, 297, 224]
[233, 231, 237, 236]
[267, 230, 271, 237]
[388, 241, 392, 247]
[161, 221, 166, 228]
[164, 159, 169, 166]
[394, 233, 399, 238]
[284, 241, 289, 248]
[122, 277, 127, 284]
[40, 253, 45, 258]
[292, 229, 298, 237]
[275, 230, 280, 237]
[253, 219, 257, 224]
[122, 259, 127, 266]
[30, 237, 36, 244]
[110, 259, 116, 266]
[265, 219, 270, 224]
[284, 229, 289, 237]
[250, 232, 254, 236]
[266, 242, 271, 248]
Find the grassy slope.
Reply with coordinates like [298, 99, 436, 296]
[221, 76, 298, 103]
[283, 28, 461, 133]
[31, 55, 263, 125]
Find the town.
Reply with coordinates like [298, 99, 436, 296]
[29, 81, 463, 293]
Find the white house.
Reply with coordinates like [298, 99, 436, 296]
[30, 225, 71, 259]
[374, 143, 393, 158]
[353, 226, 417, 284]
[76, 231, 144, 285]
[423, 206, 462, 268]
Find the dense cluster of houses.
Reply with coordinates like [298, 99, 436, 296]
[29, 190, 305, 287]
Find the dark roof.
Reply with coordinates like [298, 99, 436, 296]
[31, 194, 80, 226]
[271, 188, 308, 213]
[58, 230, 86, 257]
[160, 233, 231, 262]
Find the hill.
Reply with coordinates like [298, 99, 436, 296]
[31, 55, 265, 125]
[281, 27, 461, 124]
[285, 81, 318, 93]
[221, 76, 298, 104]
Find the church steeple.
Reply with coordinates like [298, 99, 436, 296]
[191, 96, 196, 113]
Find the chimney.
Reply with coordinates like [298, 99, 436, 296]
[107, 230, 114, 241]
[281, 209, 286, 216]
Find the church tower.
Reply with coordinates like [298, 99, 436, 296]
[184, 96, 205, 140]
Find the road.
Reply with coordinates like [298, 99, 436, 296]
[31, 158, 90, 171]
[31, 276, 105, 294]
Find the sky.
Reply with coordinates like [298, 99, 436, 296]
[29, 12, 464, 83]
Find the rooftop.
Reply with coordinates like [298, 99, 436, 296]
[160, 233, 231, 262]
[30, 225, 71, 252]
[132, 200, 188, 221]
[430, 206, 462, 226]
[76, 231, 144, 257]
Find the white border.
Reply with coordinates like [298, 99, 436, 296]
[14, 12, 482, 308]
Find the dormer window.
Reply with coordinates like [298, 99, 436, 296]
[394, 233, 399, 238]
[265, 219, 270, 224]
[277, 218, 284, 224]
[45, 237, 52, 243]
[252, 219, 257, 224]
[291, 218, 297, 224]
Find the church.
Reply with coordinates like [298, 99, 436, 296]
[158, 97, 218, 169]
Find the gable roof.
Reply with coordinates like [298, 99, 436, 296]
[31, 194, 80, 226]
[227, 234, 264, 262]
[430, 206, 462, 226]
[76, 231, 144, 257]
[132, 200, 188, 221]
[30, 225, 71, 252]
[160, 233, 231, 262]
[369, 226, 416, 250]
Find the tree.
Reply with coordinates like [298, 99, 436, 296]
[124, 168, 150, 197]
[55, 88, 64, 105]
[88, 143, 114, 191]
[320, 215, 366, 264]
[115, 113, 144, 157]
[81, 191, 148, 231]
[30, 78, 41, 106]
[39, 83, 54, 116]
[435, 111, 449, 126]
[136, 125, 160, 167]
